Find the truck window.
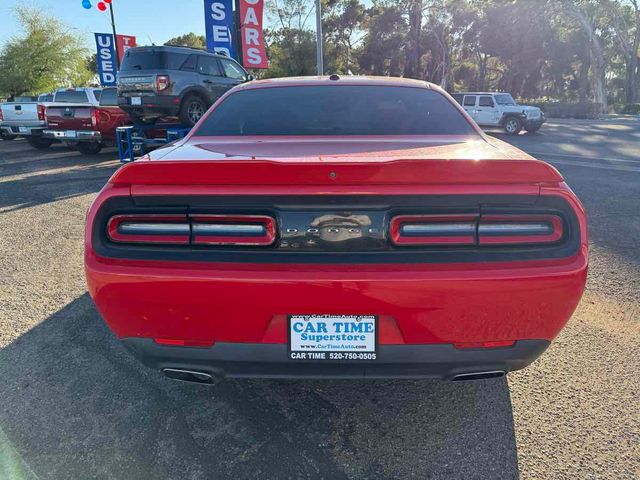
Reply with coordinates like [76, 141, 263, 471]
[479, 96, 494, 107]
[54, 90, 89, 103]
[463, 96, 477, 107]
[99, 88, 118, 106]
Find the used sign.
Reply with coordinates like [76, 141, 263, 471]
[94, 33, 117, 86]
[204, 0, 237, 59]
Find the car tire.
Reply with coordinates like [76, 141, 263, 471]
[26, 136, 54, 149]
[503, 117, 523, 135]
[525, 125, 541, 133]
[179, 95, 208, 127]
[76, 142, 103, 155]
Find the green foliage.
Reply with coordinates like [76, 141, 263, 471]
[164, 33, 207, 49]
[0, 6, 92, 97]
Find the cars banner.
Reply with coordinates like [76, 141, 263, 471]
[239, 0, 268, 69]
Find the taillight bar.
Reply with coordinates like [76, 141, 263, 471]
[107, 214, 190, 244]
[191, 215, 275, 246]
[391, 215, 477, 246]
[391, 213, 564, 247]
[478, 214, 563, 245]
[106, 214, 276, 246]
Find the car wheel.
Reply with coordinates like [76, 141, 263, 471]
[76, 142, 103, 155]
[26, 136, 54, 150]
[179, 95, 207, 127]
[504, 117, 522, 135]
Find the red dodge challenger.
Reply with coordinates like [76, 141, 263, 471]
[85, 77, 588, 383]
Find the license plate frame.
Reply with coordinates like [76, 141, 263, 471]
[287, 314, 378, 362]
[18, 127, 28, 134]
[131, 96, 142, 106]
[66, 130, 77, 138]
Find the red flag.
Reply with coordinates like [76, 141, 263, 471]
[116, 34, 137, 63]
[239, 0, 268, 69]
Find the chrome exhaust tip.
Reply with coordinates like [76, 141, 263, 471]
[452, 370, 506, 381]
[162, 368, 216, 385]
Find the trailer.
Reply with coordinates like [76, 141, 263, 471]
[116, 122, 191, 163]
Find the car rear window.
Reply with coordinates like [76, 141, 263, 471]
[54, 90, 89, 103]
[194, 85, 477, 136]
[120, 49, 189, 71]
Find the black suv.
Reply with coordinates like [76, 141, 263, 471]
[117, 45, 251, 126]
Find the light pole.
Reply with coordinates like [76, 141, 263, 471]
[108, 2, 120, 69]
[315, 0, 323, 76]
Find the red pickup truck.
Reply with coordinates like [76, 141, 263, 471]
[44, 87, 130, 154]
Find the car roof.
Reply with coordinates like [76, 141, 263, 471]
[235, 75, 439, 91]
[129, 44, 231, 60]
[454, 92, 510, 96]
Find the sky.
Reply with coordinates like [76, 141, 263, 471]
[0, 0, 234, 49]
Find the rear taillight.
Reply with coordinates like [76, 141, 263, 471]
[478, 214, 563, 245]
[391, 213, 564, 247]
[156, 75, 170, 92]
[391, 215, 477, 246]
[106, 214, 276, 246]
[107, 214, 190, 244]
[191, 215, 276, 246]
[37, 104, 45, 121]
[91, 108, 99, 128]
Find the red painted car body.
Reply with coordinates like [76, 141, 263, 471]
[85, 77, 588, 381]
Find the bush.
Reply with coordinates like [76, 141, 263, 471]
[524, 102, 604, 119]
[622, 103, 640, 115]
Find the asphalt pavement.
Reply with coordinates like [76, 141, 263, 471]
[0, 120, 638, 479]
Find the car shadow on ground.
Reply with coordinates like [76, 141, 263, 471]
[0, 295, 519, 480]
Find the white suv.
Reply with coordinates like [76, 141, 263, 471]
[451, 92, 545, 135]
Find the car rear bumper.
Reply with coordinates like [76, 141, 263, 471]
[118, 95, 181, 118]
[122, 337, 550, 380]
[43, 130, 102, 142]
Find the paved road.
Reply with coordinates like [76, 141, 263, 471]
[0, 121, 638, 479]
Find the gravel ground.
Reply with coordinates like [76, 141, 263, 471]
[0, 121, 638, 479]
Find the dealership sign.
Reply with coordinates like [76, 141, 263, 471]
[204, 0, 237, 59]
[94, 33, 117, 86]
[239, 0, 267, 69]
[94, 33, 137, 86]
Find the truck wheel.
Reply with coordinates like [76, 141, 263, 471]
[76, 142, 103, 155]
[504, 117, 522, 135]
[179, 95, 207, 127]
[26, 136, 53, 150]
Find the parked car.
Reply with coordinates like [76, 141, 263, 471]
[0, 93, 55, 144]
[451, 92, 546, 134]
[85, 77, 588, 383]
[43, 87, 129, 154]
[117, 45, 252, 127]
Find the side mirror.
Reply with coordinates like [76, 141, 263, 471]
[246, 73, 254, 82]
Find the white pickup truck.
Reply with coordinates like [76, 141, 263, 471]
[0, 93, 54, 145]
[0, 88, 102, 149]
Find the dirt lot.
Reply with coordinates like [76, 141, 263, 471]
[1, 121, 638, 479]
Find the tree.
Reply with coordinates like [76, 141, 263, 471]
[0, 6, 91, 98]
[164, 33, 207, 49]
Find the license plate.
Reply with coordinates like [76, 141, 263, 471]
[66, 130, 77, 138]
[19, 127, 28, 133]
[131, 96, 142, 106]
[288, 315, 377, 361]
